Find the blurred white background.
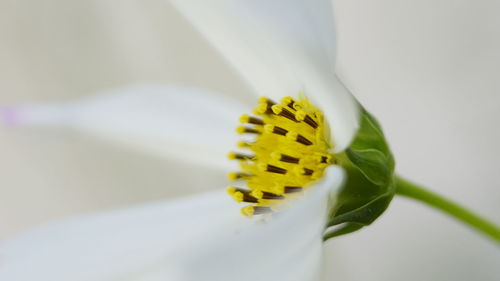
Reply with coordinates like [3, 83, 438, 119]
[0, 0, 499, 280]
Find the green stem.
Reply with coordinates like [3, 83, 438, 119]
[395, 176, 500, 243]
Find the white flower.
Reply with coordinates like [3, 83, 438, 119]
[0, 166, 344, 281]
[0, 0, 360, 280]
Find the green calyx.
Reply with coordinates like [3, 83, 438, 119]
[325, 107, 396, 240]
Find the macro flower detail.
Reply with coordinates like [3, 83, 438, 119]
[0, 3, 377, 280]
[2, 0, 497, 280]
[228, 96, 335, 217]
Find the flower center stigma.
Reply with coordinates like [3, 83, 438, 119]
[227, 96, 335, 217]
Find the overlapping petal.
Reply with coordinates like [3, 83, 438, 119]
[169, 0, 360, 151]
[0, 84, 247, 169]
[0, 166, 344, 281]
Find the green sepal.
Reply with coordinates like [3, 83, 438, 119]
[324, 107, 396, 240]
[323, 222, 365, 241]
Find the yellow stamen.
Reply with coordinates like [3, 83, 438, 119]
[232, 191, 244, 202]
[241, 206, 255, 217]
[227, 96, 335, 217]
[239, 114, 250, 123]
[250, 190, 264, 199]
[281, 96, 295, 108]
[226, 186, 237, 196]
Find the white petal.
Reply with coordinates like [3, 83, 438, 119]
[0, 84, 247, 169]
[168, 0, 360, 151]
[0, 166, 344, 281]
[0, 191, 239, 281]
[179, 166, 345, 281]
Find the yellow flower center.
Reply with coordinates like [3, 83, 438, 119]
[227, 95, 335, 217]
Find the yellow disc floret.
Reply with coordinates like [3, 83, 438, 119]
[227, 95, 335, 217]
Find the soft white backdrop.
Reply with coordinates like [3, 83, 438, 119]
[0, 1, 499, 280]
